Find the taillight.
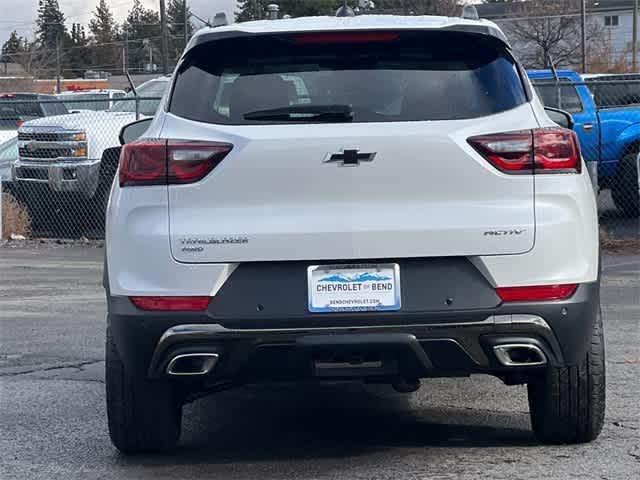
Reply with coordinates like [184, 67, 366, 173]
[119, 139, 232, 187]
[129, 296, 211, 311]
[496, 284, 578, 302]
[533, 128, 581, 173]
[167, 141, 233, 184]
[119, 139, 167, 186]
[468, 128, 580, 174]
[467, 131, 533, 173]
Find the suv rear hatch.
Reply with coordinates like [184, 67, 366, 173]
[164, 30, 538, 263]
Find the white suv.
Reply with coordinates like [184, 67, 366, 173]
[104, 15, 604, 453]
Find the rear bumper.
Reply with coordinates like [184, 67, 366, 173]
[107, 281, 599, 381]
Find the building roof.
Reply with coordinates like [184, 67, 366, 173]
[476, 0, 637, 19]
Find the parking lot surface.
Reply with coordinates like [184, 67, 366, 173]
[1, 246, 639, 480]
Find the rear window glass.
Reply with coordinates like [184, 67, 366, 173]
[169, 31, 527, 124]
[534, 84, 583, 113]
[58, 93, 110, 111]
[109, 80, 168, 116]
[0, 101, 43, 120]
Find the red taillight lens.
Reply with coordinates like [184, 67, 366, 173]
[167, 141, 233, 184]
[292, 32, 400, 44]
[534, 128, 581, 173]
[119, 139, 167, 187]
[496, 284, 578, 302]
[130, 296, 211, 311]
[468, 128, 580, 174]
[119, 139, 233, 187]
[467, 131, 533, 173]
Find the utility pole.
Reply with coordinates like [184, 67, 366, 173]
[184, 0, 189, 51]
[580, 0, 587, 73]
[159, 0, 169, 74]
[633, 0, 638, 71]
[55, 34, 61, 94]
[124, 32, 129, 74]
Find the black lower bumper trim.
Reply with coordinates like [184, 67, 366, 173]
[107, 281, 599, 379]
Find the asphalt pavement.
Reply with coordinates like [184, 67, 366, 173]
[1, 245, 639, 480]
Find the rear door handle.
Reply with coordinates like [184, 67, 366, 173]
[583, 123, 594, 132]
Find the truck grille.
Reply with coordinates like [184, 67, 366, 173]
[18, 132, 67, 142]
[19, 147, 74, 159]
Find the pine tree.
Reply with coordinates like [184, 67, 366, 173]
[89, 0, 118, 44]
[123, 0, 161, 72]
[65, 23, 90, 77]
[1, 31, 23, 64]
[167, 0, 193, 60]
[35, 0, 66, 51]
[89, 0, 120, 74]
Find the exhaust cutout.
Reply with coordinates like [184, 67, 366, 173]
[166, 353, 219, 376]
[493, 344, 547, 367]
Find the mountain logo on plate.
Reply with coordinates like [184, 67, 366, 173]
[318, 272, 391, 283]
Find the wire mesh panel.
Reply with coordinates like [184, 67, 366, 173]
[531, 78, 640, 240]
[0, 95, 162, 240]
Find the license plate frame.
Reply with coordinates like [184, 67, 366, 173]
[307, 263, 401, 313]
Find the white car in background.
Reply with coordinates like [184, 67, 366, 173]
[0, 135, 18, 184]
[56, 89, 127, 112]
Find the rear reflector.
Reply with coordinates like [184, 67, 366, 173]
[292, 32, 400, 44]
[119, 139, 233, 187]
[468, 128, 580, 174]
[130, 296, 211, 311]
[496, 284, 578, 302]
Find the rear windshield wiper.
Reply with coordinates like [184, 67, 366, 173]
[243, 104, 353, 122]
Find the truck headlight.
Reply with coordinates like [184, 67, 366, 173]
[72, 146, 87, 157]
[71, 132, 86, 141]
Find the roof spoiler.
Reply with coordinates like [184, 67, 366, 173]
[186, 22, 511, 55]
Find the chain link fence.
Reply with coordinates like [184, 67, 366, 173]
[530, 78, 640, 240]
[1, 95, 162, 240]
[1, 82, 639, 241]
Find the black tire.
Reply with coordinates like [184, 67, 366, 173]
[611, 152, 639, 218]
[527, 311, 605, 444]
[106, 328, 182, 453]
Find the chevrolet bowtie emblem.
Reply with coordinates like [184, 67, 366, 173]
[324, 149, 376, 166]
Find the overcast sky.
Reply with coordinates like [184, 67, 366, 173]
[0, 0, 237, 46]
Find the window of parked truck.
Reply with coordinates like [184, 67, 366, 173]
[170, 31, 528, 124]
[534, 84, 583, 113]
[109, 80, 168, 116]
[58, 93, 110, 111]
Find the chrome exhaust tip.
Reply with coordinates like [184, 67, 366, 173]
[166, 353, 219, 376]
[493, 344, 547, 367]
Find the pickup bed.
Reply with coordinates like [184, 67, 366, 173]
[528, 69, 640, 217]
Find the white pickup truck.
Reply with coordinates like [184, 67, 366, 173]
[12, 77, 169, 228]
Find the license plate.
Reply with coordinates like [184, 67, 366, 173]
[307, 263, 401, 313]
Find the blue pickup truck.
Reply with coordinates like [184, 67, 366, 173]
[528, 70, 640, 217]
